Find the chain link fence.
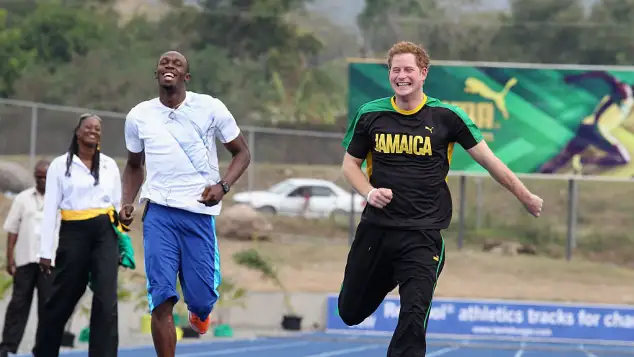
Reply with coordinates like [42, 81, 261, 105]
[0, 98, 345, 187]
[1, 98, 628, 262]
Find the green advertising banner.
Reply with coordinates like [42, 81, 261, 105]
[348, 60, 634, 177]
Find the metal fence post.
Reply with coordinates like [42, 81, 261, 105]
[458, 175, 467, 249]
[475, 177, 483, 229]
[29, 105, 38, 169]
[247, 129, 255, 192]
[566, 178, 579, 261]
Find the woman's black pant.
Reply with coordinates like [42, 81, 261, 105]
[32, 214, 119, 357]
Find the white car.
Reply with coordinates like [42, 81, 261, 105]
[231, 178, 366, 218]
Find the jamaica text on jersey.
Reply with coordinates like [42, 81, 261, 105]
[342, 95, 483, 229]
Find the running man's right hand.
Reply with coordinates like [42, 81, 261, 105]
[119, 204, 135, 226]
[522, 193, 543, 217]
[366, 188, 393, 208]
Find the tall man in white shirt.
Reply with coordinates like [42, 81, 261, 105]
[119, 51, 251, 357]
[0, 160, 56, 357]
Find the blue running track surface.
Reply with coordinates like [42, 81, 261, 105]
[15, 332, 634, 356]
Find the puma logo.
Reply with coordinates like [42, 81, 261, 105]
[464, 77, 517, 119]
[425, 126, 433, 133]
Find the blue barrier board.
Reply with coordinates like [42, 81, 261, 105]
[325, 294, 634, 344]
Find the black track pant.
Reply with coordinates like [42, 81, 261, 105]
[32, 214, 119, 357]
[338, 220, 446, 357]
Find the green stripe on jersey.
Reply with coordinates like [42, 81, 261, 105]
[426, 99, 484, 143]
[342, 97, 394, 149]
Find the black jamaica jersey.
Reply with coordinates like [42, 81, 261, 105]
[342, 94, 483, 230]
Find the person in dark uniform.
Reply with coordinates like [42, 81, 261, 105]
[339, 41, 544, 356]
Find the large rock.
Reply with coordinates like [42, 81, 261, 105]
[216, 204, 274, 241]
[483, 239, 537, 256]
[0, 161, 32, 194]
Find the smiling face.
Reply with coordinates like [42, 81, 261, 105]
[387, 42, 430, 100]
[156, 51, 190, 89]
[76, 116, 101, 148]
[389, 53, 427, 98]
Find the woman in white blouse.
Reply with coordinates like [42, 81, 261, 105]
[32, 113, 122, 357]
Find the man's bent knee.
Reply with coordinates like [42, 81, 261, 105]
[339, 306, 371, 326]
[182, 280, 218, 321]
[338, 297, 368, 326]
[188, 300, 216, 321]
[339, 310, 367, 326]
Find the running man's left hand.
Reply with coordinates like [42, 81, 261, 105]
[522, 193, 543, 217]
[198, 184, 225, 207]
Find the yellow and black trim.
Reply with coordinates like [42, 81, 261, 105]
[446, 142, 455, 182]
[61, 207, 130, 233]
[423, 235, 445, 331]
[61, 206, 136, 270]
[365, 152, 373, 178]
[390, 93, 428, 115]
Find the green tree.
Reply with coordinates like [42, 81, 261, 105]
[580, 0, 634, 65]
[194, 0, 322, 60]
[493, 0, 586, 64]
[186, 45, 269, 121]
[0, 9, 35, 96]
[18, 1, 115, 70]
[356, 0, 498, 62]
[13, 0, 205, 110]
[14, 46, 158, 111]
[357, 0, 431, 55]
[264, 65, 345, 125]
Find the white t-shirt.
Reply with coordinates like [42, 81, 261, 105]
[124, 91, 241, 216]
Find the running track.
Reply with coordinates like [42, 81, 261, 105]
[15, 332, 634, 356]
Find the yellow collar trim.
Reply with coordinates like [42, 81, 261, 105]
[391, 93, 427, 115]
